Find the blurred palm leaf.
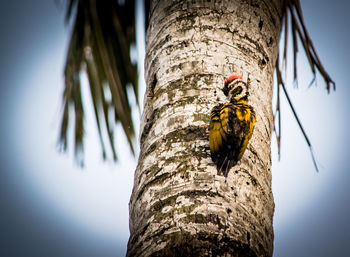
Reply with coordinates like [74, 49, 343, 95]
[59, 0, 138, 165]
[280, 0, 335, 91]
[274, 0, 335, 171]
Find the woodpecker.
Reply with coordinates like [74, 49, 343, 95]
[209, 75, 256, 177]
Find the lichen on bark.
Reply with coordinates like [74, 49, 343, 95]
[128, 0, 282, 256]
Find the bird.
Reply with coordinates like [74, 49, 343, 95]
[209, 75, 256, 177]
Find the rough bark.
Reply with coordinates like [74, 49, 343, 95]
[128, 0, 282, 256]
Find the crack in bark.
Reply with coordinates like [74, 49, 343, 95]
[142, 125, 208, 160]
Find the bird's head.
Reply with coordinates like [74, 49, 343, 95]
[223, 74, 249, 102]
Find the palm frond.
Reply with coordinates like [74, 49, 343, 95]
[275, 0, 335, 171]
[59, 0, 138, 165]
[281, 0, 335, 91]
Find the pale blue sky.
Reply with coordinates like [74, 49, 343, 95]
[0, 0, 349, 256]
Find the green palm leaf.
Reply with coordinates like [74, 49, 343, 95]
[59, 0, 138, 165]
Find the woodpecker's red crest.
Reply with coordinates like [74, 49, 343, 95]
[223, 74, 249, 102]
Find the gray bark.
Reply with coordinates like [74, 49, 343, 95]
[128, 0, 282, 256]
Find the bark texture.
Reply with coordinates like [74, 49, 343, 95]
[128, 0, 282, 256]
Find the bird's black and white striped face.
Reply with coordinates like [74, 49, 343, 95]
[223, 79, 248, 102]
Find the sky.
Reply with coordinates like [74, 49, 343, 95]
[0, 0, 349, 256]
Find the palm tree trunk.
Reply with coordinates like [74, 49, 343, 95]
[127, 0, 282, 256]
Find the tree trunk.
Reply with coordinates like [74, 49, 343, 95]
[127, 0, 282, 256]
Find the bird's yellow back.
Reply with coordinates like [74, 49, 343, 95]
[209, 99, 256, 176]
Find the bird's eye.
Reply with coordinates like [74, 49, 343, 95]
[230, 86, 243, 96]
